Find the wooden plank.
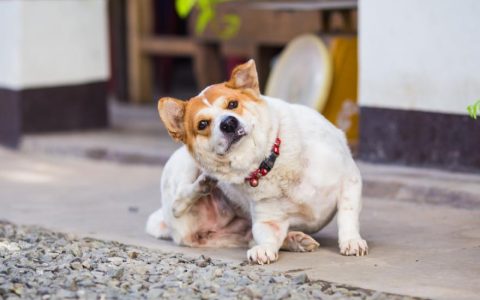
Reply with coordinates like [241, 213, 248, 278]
[193, 3, 324, 44]
[127, 0, 153, 104]
[140, 36, 197, 56]
[220, 42, 255, 58]
[250, 0, 357, 11]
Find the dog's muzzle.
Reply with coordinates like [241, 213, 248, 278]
[220, 116, 247, 152]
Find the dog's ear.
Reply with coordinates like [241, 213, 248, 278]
[226, 59, 260, 97]
[158, 97, 186, 143]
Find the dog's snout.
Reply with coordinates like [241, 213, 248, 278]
[220, 116, 238, 133]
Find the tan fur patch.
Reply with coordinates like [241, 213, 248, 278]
[262, 221, 281, 234]
[296, 203, 316, 222]
[183, 83, 261, 151]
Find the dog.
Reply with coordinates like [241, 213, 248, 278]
[146, 146, 320, 252]
[154, 59, 367, 264]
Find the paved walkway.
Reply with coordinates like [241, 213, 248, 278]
[1, 148, 479, 300]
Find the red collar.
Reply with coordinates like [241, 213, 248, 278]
[245, 138, 281, 187]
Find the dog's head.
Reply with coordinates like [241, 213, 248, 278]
[158, 60, 270, 180]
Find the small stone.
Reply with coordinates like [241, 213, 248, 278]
[244, 286, 262, 299]
[311, 289, 326, 298]
[128, 251, 138, 259]
[56, 289, 76, 298]
[195, 255, 211, 268]
[70, 261, 83, 270]
[292, 273, 310, 285]
[12, 283, 23, 296]
[247, 273, 260, 281]
[213, 269, 224, 277]
[108, 268, 124, 280]
[277, 288, 291, 300]
[68, 244, 83, 257]
[147, 289, 163, 298]
[133, 265, 148, 275]
[81, 260, 91, 270]
[76, 290, 87, 298]
[107, 257, 123, 266]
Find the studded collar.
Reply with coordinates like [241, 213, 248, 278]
[245, 138, 281, 187]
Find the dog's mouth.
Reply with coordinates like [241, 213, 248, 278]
[224, 127, 247, 153]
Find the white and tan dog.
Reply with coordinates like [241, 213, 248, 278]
[146, 146, 320, 252]
[150, 59, 368, 264]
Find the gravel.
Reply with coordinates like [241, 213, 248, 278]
[0, 221, 422, 300]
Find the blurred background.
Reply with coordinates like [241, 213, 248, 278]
[1, 0, 479, 172]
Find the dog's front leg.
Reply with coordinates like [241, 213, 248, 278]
[247, 200, 288, 264]
[337, 170, 368, 256]
[172, 174, 217, 217]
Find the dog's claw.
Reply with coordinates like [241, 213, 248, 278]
[247, 245, 279, 265]
[339, 238, 368, 256]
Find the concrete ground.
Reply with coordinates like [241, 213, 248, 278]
[1, 146, 479, 300]
[2, 102, 479, 299]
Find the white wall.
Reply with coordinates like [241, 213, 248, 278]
[359, 0, 480, 115]
[0, 0, 109, 90]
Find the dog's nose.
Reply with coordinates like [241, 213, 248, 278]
[220, 116, 238, 133]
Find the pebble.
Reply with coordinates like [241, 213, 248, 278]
[69, 261, 83, 270]
[292, 273, 310, 285]
[127, 250, 138, 259]
[0, 221, 414, 300]
[107, 257, 123, 266]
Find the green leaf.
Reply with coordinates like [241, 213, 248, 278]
[219, 14, 240, 39]
[467, 105, 474, 118]
[467, 100, 480, 119]
[175, 0, 197, 19]
[474, 101, 480, 119]
[195, 7, 214, 34]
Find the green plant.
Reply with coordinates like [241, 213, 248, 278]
[175, 0, 240, 39]
[467, 100, 480, 119]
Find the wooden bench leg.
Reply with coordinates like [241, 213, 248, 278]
[127, 0, 153, 103]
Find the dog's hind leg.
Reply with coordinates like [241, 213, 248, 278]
[145, 208, 171, 239]
[281, 231, 319, 252]
[337, 164, 368, 256]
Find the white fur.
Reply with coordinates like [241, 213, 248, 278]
[193, 95, 368, 263]
[146, 147, 320, 252]
[145, 147, 199, 245]
[153, 61, 367, 263]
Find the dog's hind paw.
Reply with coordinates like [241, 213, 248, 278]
[339, 238, 368, 256]
[282, 231, 319, 252]
[197, 174, 218, 195]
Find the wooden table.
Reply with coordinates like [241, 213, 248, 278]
[127, 0, 357, 103]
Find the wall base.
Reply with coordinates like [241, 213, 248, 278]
[359, 107, 480, 172]
[0, 82, 108, 144]
[0, 90, 21, 148]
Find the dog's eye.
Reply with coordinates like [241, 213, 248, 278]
[197, 120, 209, 130]
[227, 100, 238, 110]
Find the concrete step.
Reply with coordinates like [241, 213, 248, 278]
[20, 128, 480, 211]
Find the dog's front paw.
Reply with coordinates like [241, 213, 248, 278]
[197, 174, 218, 195]
[339, 238, 368, 256]
[247, 244, 279, 265]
